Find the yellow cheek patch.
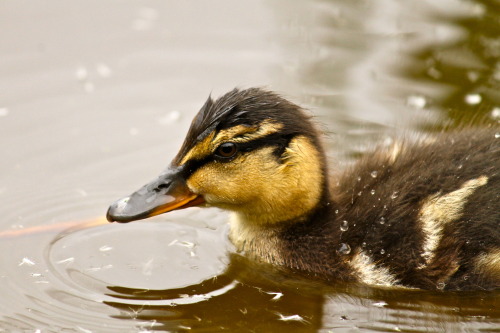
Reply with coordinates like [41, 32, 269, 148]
[187, 135, 324, 226]
[179, 120, 283, 166]
[186, 147, 276, 205]
[418, 176, 489, 267]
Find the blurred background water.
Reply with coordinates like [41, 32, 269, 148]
[0, 0, 499, 331]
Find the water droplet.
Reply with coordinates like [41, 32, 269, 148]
[491, 107, 500, 120]
[340, 220, 349, 232]
[370, 189, 375, 195]
[457, 164, 463, 169]
[335, 209, 339, 214]
[406, 95, 427, 109]
[380, 249, 386, 255]
[436, 282, 446, 290]
[495, 133, 500, 139]
[357, 176, 361, 182]
[463, 275, 469, 281]
[337, 243, 351, 255]
[390, 191, 399, 199]
[379, 217, 386, 225]
[361, 242, 367, 248]
[465, 93, 482, 105]
[357, 191, 362, 196]
[370, 171, 378, 178]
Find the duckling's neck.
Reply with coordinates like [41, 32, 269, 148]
[229, 190, 338, 268]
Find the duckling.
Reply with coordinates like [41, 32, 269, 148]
[107, 88, 500, 291]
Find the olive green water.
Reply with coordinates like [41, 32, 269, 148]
[0, 0, 499, 332]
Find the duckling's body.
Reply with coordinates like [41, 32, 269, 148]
[107, 88, 499, 291]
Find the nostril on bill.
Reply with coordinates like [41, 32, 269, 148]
[153, 182, 171, 193]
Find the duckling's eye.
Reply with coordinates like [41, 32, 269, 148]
[215, 142, 238, 159]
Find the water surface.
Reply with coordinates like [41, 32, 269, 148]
[1, 0, 499, 331]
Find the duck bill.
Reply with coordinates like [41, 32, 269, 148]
[106, 167, 204, 223]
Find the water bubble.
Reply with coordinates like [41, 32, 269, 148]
[390, 191, 399, 199]
[380, 249, 386, 255]
[465, 93, 482, 105]
[370, 171, 378, 178]
[340, 220, 349, 232]
[436, 282, 446, 290]
[379, 217, 386, 225]
[370, 189, 375, 195]
[337, 243, 351, 255]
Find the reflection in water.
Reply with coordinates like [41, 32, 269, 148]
[104, 255, 325, 332]
[103, 254, 500, 332]
[402, 0, 500, 129]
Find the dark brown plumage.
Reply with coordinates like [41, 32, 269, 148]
[107, 88, 500, 291]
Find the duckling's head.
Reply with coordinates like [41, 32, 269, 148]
[107, 88, 329, 226]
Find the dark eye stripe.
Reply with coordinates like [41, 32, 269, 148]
[180, 133, 297, 179]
